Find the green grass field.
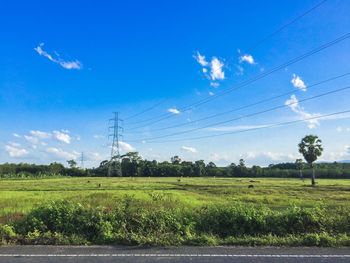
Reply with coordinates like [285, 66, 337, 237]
[1, 177, 350, 223]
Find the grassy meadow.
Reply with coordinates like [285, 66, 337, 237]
[1, 177, 350, 222]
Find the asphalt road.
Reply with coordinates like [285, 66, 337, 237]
[0, 246, 349, 263]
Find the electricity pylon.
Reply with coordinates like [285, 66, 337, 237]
[108, 112, 123, 176]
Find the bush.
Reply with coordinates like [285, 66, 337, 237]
[0, 224, 17, 244]
[9, 198, 350, 246]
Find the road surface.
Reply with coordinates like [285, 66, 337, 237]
[0, 246, 349, 262]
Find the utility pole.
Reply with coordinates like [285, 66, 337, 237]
[108, 112, 123, 176]
[80, 152, 85, 169]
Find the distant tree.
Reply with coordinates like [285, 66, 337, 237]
[194, 160, 206, 177]
[228, 163, 237, 177]
[298, 135, 323, 186]
[295, 159, 305, 181]
[238, 159, 247, 176]
[67, 159, 77, 168]
[206, 162, 217, 177]
[170, 156, 182, 165]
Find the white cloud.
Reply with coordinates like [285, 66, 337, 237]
[239, 54, 255, 64]
[13, 133, 21, 138]
[24, 135, 40, 144]
[209, 91, 214, 96]
[46, 147, 79, 160]
[210, 57, 225, 81]
[119, 141, 135, 152]
[336, 126, 350, 133]
[194, 51, 209, 67]
[210, 153, 231, 163]
[291, 74, 307, 91]
[181, 146, 197, 153]
[59, 61, 82, 70]
[322, 145, 350, 161]
[242, 151, 297, 164]
[285, 95, 320, 129]
[8, 142, 21, 147]
[93, 134, 105, 139]
[30, 130, 51, 139]
[52, 130, 71, 144]
[5, 144, 29, 157]
[34, 43, 82, 70]
[236, 65, 244, 75]
[194, 52, 225, 84]
[168, 108, 180, 114]
[210, 82, 219, 88]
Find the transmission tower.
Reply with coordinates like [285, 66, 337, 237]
[108, 112, 123, 176]
[80, 152, 85, 169]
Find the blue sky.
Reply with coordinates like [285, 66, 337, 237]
[1, 0, 350, 167]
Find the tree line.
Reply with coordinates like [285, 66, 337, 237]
[1, 135, 349, 180]
[1, 155, 350, 179]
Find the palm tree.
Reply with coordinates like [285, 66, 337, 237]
[298, 135, 323, 186]
[295, 159, 304, 181]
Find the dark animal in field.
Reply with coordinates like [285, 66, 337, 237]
[177, 179, 181, 182]
[248, 184, 254, 188]
[87, 180, 90, 183]
[98, 183, 101, 187]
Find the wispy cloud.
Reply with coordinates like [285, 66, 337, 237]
[181, 146, 197, 153]
[285, 95, 320, 129]
[193, 51, 208, 67]
[194, 52, 225, 86]
[46, 147, 79, 160]
[52, 130, 71, 144]
[242, 151, 297, 162]
[24, 135, 40, 144]
[239, 54, 255, 65]
[93, 134, 105, 139]
[336, 126, 350, 133]
[207, 125, 268, 132]
[34, 43, 82, 70]
[30, 130, 51, 139]
[13, 133, 21, 138]
[291, 74, 307, 91]
[210, 82, 219, 88]
[119, 141, 135, 152]
[5, 143, 29, 157]
[210, 57, 225, 81]
[168, 108, 180, 114]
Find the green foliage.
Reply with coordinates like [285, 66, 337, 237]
[4, 197, 349, 246]
[298, 135, 323, 165]
[0, 224, 17, 244]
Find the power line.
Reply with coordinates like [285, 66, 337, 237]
[247, 0, 328, 51]
[145, 109, 350, 143]
[126, 72, 350, 133]
[124, 99, 168, 121]
[125, 0, 329, 127]
[127, 85, 350, 142]
[125, 32, 350, 130]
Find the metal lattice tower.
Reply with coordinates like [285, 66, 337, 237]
[108, 112, 123, 176]
[80, 152, 85, 169]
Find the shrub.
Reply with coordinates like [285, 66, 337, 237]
[0, 224, 17, 244]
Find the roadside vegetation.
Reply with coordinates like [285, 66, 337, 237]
[0, 177, 349, 246]
[1, 135, 349, 246]
[1, 197, 349, 246]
